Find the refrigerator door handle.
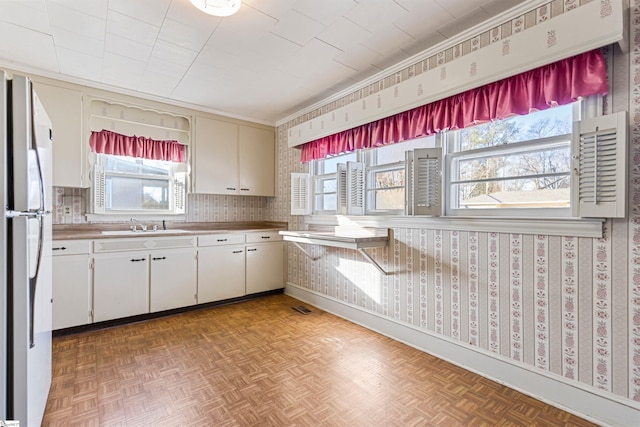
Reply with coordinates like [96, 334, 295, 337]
[28, 216, 43, 348]
[5, 209, 50, 218]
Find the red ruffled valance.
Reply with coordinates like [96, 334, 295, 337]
[300, 49, 608, 162]
[89, 129, 186, 163]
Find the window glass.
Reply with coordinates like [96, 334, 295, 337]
[371, 169, 404, 210]
[94, 153, 185, 215]
[365, 136, 434, 213]
[315, 177, 337, 211]
[105, 176, 170, 211]
[449, 103, 574, 212]
[312, 152, 355, 213]
[104, 155, 171, 176]
[315, 152, 356, 174]
[369, 136, 434, 165]
[457, 104, 573, 151]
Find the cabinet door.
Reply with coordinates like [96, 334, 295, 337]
[150, 248, 197, 312]
[193, 116, 238, 194]
[93, 251, 149, 322]
[245, 242, 284, 294]
[33, 82, 86, 188]
[52, 254, 91, 329]
[238, 126, 275, 196]
[198, 245, 245, 303]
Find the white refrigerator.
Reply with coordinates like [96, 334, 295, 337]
[0, 71, 53, 426]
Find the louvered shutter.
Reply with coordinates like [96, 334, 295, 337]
[336, 163, 347, 214]
[174, 172, 187, 214]
[406, 148, 442, 216]
[290, 173, 311, 215]
[572, 111, 627, 218]
[91, 164, 106, 214]
[346, 161, 365, 215]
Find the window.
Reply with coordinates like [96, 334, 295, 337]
[364, 137, 434, 214]
[92, 154, 187, 215]
[445, 103, 576, 217]
[298, 100, 626, 221]
[312, 152, 356, 214]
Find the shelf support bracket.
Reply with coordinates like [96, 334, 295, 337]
[291, 241, 323, 261]
[357, 248, 391, 276]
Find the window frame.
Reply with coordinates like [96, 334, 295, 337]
[311, 152, 358, 215]
[444, 133, 574, 218]
[90, 153, 187, 217]
[365, 160, 406, 215]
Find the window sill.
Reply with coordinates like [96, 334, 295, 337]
[305, 215, 604, 238]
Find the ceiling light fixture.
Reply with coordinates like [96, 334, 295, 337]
[189, 0, 241, 17]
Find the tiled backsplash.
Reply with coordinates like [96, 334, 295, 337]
[52, 187, 267, 224]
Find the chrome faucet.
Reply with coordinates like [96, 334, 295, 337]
[130, 217, 147, 231]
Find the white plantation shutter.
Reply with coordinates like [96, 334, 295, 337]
[406, 148, 442, 216]
[346, 161, 365, 215]
[290, 173, 311, 215]
[336, 163, 347, 215]
[174, 173, 186, 214]
[572, 111, 627, 218]
[92, 164, 106, 213]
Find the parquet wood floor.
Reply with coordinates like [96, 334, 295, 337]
[42, 294, 596, 426]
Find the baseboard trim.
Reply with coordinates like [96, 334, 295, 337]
[285, 283, 640, 427]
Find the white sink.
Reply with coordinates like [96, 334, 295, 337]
[100, 229, 188, 236]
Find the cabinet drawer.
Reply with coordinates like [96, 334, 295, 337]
[94, 238, 149, 253]
[151, 236, 196, 249]
[245, 231, 283, 243]
[52, 240, 91, 255]
[94, 236, 196, 253]
[198, 233, 245, 247]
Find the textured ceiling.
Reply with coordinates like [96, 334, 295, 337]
[0, 0, 523, 124]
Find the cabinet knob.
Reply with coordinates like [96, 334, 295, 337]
[226, 187, 236, 191]
[261, 236, 270, 239]
[247, 248, 257, 252]
[130, 258, 146, 262]
[240, 188, 250, 191]
[232, 250, 243, 254]
[53, 247, 67, 251]
[217, 238, 228, 242]
[152, 256, 167, 261]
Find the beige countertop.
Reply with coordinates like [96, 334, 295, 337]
[53, 221, 288, 241]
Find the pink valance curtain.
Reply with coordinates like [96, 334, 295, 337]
[300, 49, 608, 162]
[89, 129, 186, 163]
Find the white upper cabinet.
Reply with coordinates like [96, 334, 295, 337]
[193, 116, 275, 196]
[238, 125, 275, 196]
[33, 82, 88, 188]
[193, 116, 238, 194]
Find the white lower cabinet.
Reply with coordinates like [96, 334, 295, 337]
[245, 232, 284, 294]
[150, 248, 197, 311]
[54, 231, 283, 326]
[198, 245, 245, 303]
[52, 240, 92, 329]
[197, 231, 284, 302]
[93, 236, 197, 321]
[93, 251, 150, 322]
[246, 242, 284, 294]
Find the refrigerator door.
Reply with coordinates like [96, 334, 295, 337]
[9, 75, 52, 427]
[0, 70, 8, 421]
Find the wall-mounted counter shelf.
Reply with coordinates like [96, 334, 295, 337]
[279, 229, 391, 275]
